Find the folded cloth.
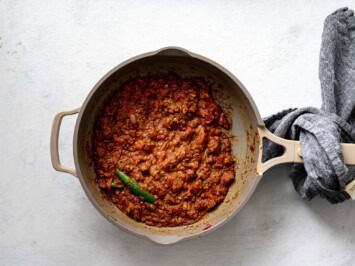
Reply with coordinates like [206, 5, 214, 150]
[262, 7, 355, 204]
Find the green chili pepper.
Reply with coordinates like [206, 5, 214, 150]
[110, 181, 124, 189]
[114, 169, 157, 204]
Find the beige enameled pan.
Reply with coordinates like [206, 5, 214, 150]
[50, 47, 355, 245]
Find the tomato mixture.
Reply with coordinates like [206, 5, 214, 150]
[92, 74, 235, 227]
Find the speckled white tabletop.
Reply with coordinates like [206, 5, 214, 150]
[1, 1, 354, 265]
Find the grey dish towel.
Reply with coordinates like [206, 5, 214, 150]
[262, 7, 355, 204]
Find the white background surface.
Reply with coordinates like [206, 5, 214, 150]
[1, 1, 355, 265]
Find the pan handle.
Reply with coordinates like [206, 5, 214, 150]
[50, 108, 80, 177]
[257, 126, 355, 200]
[257, 126, 303, 175]
[257, 126, 355, 173]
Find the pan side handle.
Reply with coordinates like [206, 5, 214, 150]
[50, 108, 80, 177]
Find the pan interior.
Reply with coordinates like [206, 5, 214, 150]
[74, 54, 261, 242]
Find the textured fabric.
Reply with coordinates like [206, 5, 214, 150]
[263, 7, 355, 203]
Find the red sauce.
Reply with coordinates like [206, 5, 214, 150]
[92, 74, 235, 227]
